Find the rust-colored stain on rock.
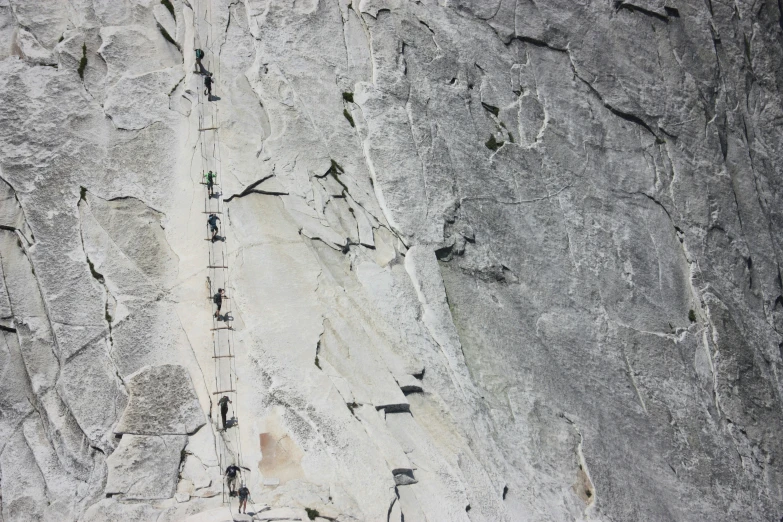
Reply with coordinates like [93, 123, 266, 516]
[258, 412, 304, 485]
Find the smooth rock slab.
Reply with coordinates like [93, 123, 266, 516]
[105, 434, 187, 500]
[82, 498, 162, 522]
[115, 364, 205, 435]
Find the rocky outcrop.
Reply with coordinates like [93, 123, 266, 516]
[114, 364, 205, 435]
[105, 434, 187, 500]
[0, 0, 781, 520]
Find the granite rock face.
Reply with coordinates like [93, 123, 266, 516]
[0, 0, 781, 520]
[114, 364, 206, 435]
[105, 434, 188, 500]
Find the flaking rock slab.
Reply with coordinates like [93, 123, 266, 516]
[115, 364, 206, 435]
[105, 434, 187, 500]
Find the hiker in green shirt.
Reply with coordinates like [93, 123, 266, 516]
[205, 170, 215, 197]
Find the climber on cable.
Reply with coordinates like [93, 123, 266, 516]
[204, 72, 214, 100]
[218, 394, 232, 430]
[207, 213, 221, 242]
[225, 464, 241, 496]
[238, 483, 250, 514]
[205, 170, 216, 197]
[195, 48, 205, 75]
[213, 288, 226, 318]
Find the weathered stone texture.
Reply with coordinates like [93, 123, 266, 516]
[115, 364, 206, 435]
[0, 0, 781, 520]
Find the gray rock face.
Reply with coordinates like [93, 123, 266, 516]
[0, 0, 781, 520]
[105, 434, 187, 500]
[81, 498, 161, 522]
[115, 364, 206, 435]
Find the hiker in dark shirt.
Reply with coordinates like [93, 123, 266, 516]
[205, 72, 214, 99]
[218, 395, 232, 430]
[213, 288, 225, 318]
[225, 464, 241, 495]
[207, 213, 220, 241]
[238, 484, 250, 514]
[206, 170, 216, 197]
[195, 48, 205, 74]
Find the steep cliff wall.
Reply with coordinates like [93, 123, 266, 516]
[0, 0, 782, 520]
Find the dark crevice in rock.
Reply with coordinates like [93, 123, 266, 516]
[458, 264, 518, 285]
[633, 191, 674, 224]
[224, 175, 287, 202]
[76, 195, 122, 373]
[161, 0, 175, 18]
[302, 233, 347, 253]
[435, 244, 455, 261]
[567, 54, 661, 139]
[485, 134, 504, 151]
[614, 2, 669, 23]
[386, 491, 398, 522]
[393, 469, 417, 485]
[400, 381, 422, 395]
[157, 23, 182, 54]
[0, 225, 31, 247]
[378, 403, 411, 413]
[341, 240, 360, 254]
[344, 108, 356, 127]
[481, 102, 499, 117]
[78, 43, 87, 80]
[511, 36, 568, 53]
[583, 79, 659, 137]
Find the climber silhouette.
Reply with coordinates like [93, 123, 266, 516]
[218, 395, 232, 430]
[225, 464, 241, 496]
[238, 483, 250, 514]
[213, 288, 225, 318]
[204, 72, 214, 100]
[195, 48, 206, 75]
[207, 213, 220, 241]
[205, 170, 216, 197]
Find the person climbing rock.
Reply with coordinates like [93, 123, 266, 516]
[238, 484, 250, 514]
[225, 464, 241, 496]
[218, 394, 232, 430]
[205, 170, 216, 197]
[204, 72, 214, 100]
[195, 48, 205, 74]
[213, 288, 225, 318]
[207, 213, 220, 241]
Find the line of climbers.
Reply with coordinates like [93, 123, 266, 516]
[197, 41, 251, 514]
[225, 464, 251, 514]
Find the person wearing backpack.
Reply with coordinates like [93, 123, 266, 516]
[205, 170, 216, 197]
[217, 395, 232, 430]
[204, 72, 214, 99]
[225, 464, 240, 496]
[207, 213, 220, 241]
[213, 288, 225, 318]
[194, 48, 205, 74]
[238, 483, 250, 514]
